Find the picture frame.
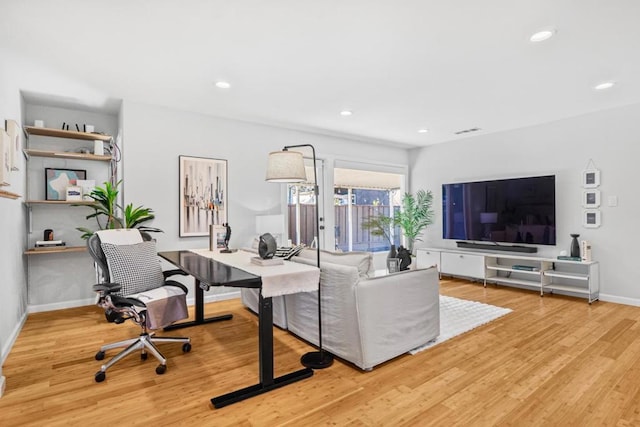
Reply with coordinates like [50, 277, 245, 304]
[0, 130, 10, 186]
[45, 168, 86, 200]
[5, 119, 20, 171]
[582, 189, 601, 208]
[179, 155, 228, 237]
[583, 209, 601, 228]
[582, 169, 601, 188]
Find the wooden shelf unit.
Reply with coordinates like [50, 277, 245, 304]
[0, 189, 21, 199]
[25, 246, 86, 255]
[26, 200, 95, 206]
[23, 149, 111, 162]
[23, 126, 112, 141]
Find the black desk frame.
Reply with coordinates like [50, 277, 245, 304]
[159, 251, 313, 408]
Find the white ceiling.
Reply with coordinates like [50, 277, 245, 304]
[3, 0, 640, 148]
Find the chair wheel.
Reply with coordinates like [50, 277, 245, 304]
[182, 343, 192, 353]
[95, 351, 105, 361]
[95, 371, 106, 382]
[156, 364, 167, 375]
[141, 352, 148, 360]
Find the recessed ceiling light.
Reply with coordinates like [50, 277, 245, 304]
[529, 30, 555, 43]
[418, 129, 429, 133]
[215, 81, 231, 89]
[340, 110, 353, 116]
[594, 81, 615, 90]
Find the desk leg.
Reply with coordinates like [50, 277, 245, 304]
[210, 293, 313, 408]
[164, 278, 233, 331]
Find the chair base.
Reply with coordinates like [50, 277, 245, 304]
[94, 332, 191, 382]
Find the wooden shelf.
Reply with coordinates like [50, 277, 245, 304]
[25, 246, 86, 255]
[24, 126, 112, 142]
[26, 200, 95, 206]
[23, 149, 112, 162]
[0, 189, 21, 199]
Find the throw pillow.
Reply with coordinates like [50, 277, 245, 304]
[100, 241, 164, 296]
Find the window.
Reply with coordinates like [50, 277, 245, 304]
[333, 166, 405, 252]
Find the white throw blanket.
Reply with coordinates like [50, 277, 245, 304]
[189, 249, 319, 298]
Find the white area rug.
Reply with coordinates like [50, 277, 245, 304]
[410, 295, 512, 354]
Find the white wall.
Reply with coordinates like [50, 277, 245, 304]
[410, 102, 640, 304]
[0, 50, 28, 395]
[122, 101, 409, 295]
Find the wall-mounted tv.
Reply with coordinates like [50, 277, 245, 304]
[442, 175, 556, 245]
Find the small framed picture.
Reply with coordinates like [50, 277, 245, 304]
[582, 169, 601, 188]
[45, 168, 87, 200]
[583, 189, 601, 208]
[583, 210, 601, 228]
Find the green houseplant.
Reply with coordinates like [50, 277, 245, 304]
[76, 180, 162, 239]
[362, 189, 434, 254]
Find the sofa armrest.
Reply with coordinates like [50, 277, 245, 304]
[355, 267, 440, 368]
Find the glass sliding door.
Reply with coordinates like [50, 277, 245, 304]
[287, 159, 324, 248]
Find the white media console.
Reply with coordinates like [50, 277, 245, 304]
[416, 247, 599, 304]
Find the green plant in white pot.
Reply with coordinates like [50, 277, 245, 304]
[362, 189, 434, 254]
[395, 189, 434, 253]
[76, 180, 162, 239]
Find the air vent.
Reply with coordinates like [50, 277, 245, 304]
[454, 127, 481, 135]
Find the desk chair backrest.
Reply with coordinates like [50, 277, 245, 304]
[87, 228, 161, 294]
[88, 229, 147, 284]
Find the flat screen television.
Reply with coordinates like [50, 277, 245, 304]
[442, 175, 556, 245]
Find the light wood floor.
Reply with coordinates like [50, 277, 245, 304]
[2, 278, 640, 426]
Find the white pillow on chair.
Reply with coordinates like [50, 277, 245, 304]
[100, 241, 164, 296]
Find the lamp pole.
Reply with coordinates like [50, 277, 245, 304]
[281, 144, 333, 369]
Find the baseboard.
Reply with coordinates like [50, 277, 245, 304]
[599, 294, 640, 307]
[27, 290, 242, 314]
[1, 310, 27, 367]
[0, 375, 5, 398]
[190, 290, 240, 305]
[28, 298, 96, 313]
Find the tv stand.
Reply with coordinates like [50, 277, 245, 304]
[456, 241, 537, 253]
[416, 247, 599, 304]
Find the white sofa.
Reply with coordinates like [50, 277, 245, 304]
[241, 249, 440, 370]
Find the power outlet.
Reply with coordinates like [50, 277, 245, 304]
[608, 196, 618, 207]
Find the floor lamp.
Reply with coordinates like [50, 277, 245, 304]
[265, 144, 334, 369]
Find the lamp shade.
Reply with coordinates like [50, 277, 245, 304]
[266, 150, 306, 182]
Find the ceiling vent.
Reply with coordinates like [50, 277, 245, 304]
[454, 127, 481, 135]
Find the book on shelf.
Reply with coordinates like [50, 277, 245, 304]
[512, 264, 539, 271]
[35, 240, 64, 246]
[32, 245, 67, 251]
[557, 256, 582, 261]
[251, 257, 284, 266]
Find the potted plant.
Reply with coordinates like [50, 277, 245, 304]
[76, 180, 162, 239]
[362, 189, 434, 255]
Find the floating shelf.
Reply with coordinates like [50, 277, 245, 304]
[23, 149, 111, 162]
[26, 200, 95, 206]
[25, 246, 87, 255]
[0, 189, 21, 199]
[24, 126, 112, 142]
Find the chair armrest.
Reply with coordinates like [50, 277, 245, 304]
[93, 282, 122, 294]
[163, 269, 188, 279]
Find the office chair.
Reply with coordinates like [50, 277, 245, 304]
[87, 229, 192, 382]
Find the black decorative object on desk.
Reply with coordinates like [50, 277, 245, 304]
[570, 234, 581, 258]
[258, 233, 277, 259]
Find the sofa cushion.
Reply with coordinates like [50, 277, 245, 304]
[296, 248, 372, 278]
